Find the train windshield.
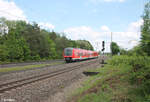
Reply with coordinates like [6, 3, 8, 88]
[64, 48, 73, 56]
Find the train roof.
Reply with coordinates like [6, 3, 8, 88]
[65, 47, 73, 49]
[64, 47, 97, 52]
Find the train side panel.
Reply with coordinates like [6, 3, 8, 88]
[63, 48, 99, 63]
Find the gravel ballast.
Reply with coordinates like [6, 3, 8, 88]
[0, 58, 102, 102]
[0, 59, 63, 69]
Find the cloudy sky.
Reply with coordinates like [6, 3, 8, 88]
[0, 0, 147, 52]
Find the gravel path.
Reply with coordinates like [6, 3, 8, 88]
[0, 58, 102, 102]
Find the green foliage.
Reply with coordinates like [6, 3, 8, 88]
[0, 44, 8, 61]
[127, 45, 145, 56]
[73, 56, 132, 102]
[119, 48, 127, 55]
[108, 55, 150, 100]
[78, 92, 111, 102]
[76, 55, 150, 102]
[141, 2, 150, 56]
[75, 40, 94, 50]
[2, 29, 31, 62]
[110, 42, 120, 55]
[54, 35, 71, 58]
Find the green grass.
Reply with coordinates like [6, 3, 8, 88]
[75, 65, 131, 102]
[70, 55, 150, 102]
[0, 62, 63, 73]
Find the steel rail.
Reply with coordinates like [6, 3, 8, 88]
[0, 60, 97, 93]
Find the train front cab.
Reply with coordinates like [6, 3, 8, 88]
[64, 48, 73, 63]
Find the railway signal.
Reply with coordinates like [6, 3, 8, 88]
[102, 41, 105, 47]
[102, 41, 105, 51]
[101, 41, 105, 65]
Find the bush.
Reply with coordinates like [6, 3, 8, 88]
[108, 55, 150, 98]
[32, 55, 41, 61]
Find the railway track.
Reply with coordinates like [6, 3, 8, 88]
[0, 59, 98, 93]
[0, 59, 63, 69]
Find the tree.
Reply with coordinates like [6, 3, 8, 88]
[120, 48, 127, 55]
[54, 35, 70, 58]
[0, 19, 31, 62]
[40, 30, 57, 59]
[110, 42, 120, 55]
[0, 44, 8, 61]
[75, 40, 94, 50]
[141, 2, 150, 56]
[4, 28, 31, 61]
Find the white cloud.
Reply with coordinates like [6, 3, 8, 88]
[64, 26, 100, 41]
[64, 20, 143, 52]
[100, 25, 110, 32]
[129, 40, 139, 46]
[0, 0, 26, 21]
[64, 26, 109, 51]
[0, 0, 55, 30]
[38, 22, 55, 30]
[127, 19, 143, 32]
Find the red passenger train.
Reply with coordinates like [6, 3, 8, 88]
[63, 48, 99, 63]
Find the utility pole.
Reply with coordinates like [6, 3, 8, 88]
[95, 42, 99, 52]
[111, 32, 113, 43]
[111, 32, 113, 56]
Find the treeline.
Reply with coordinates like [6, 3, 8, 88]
[0, 18, 93, 63]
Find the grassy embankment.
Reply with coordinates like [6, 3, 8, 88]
[71, 55, 150, 102]
[0, 62, 63, 73]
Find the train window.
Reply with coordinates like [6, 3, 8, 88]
[79, 52, 82, 56]
[64, 48, 73, 56]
